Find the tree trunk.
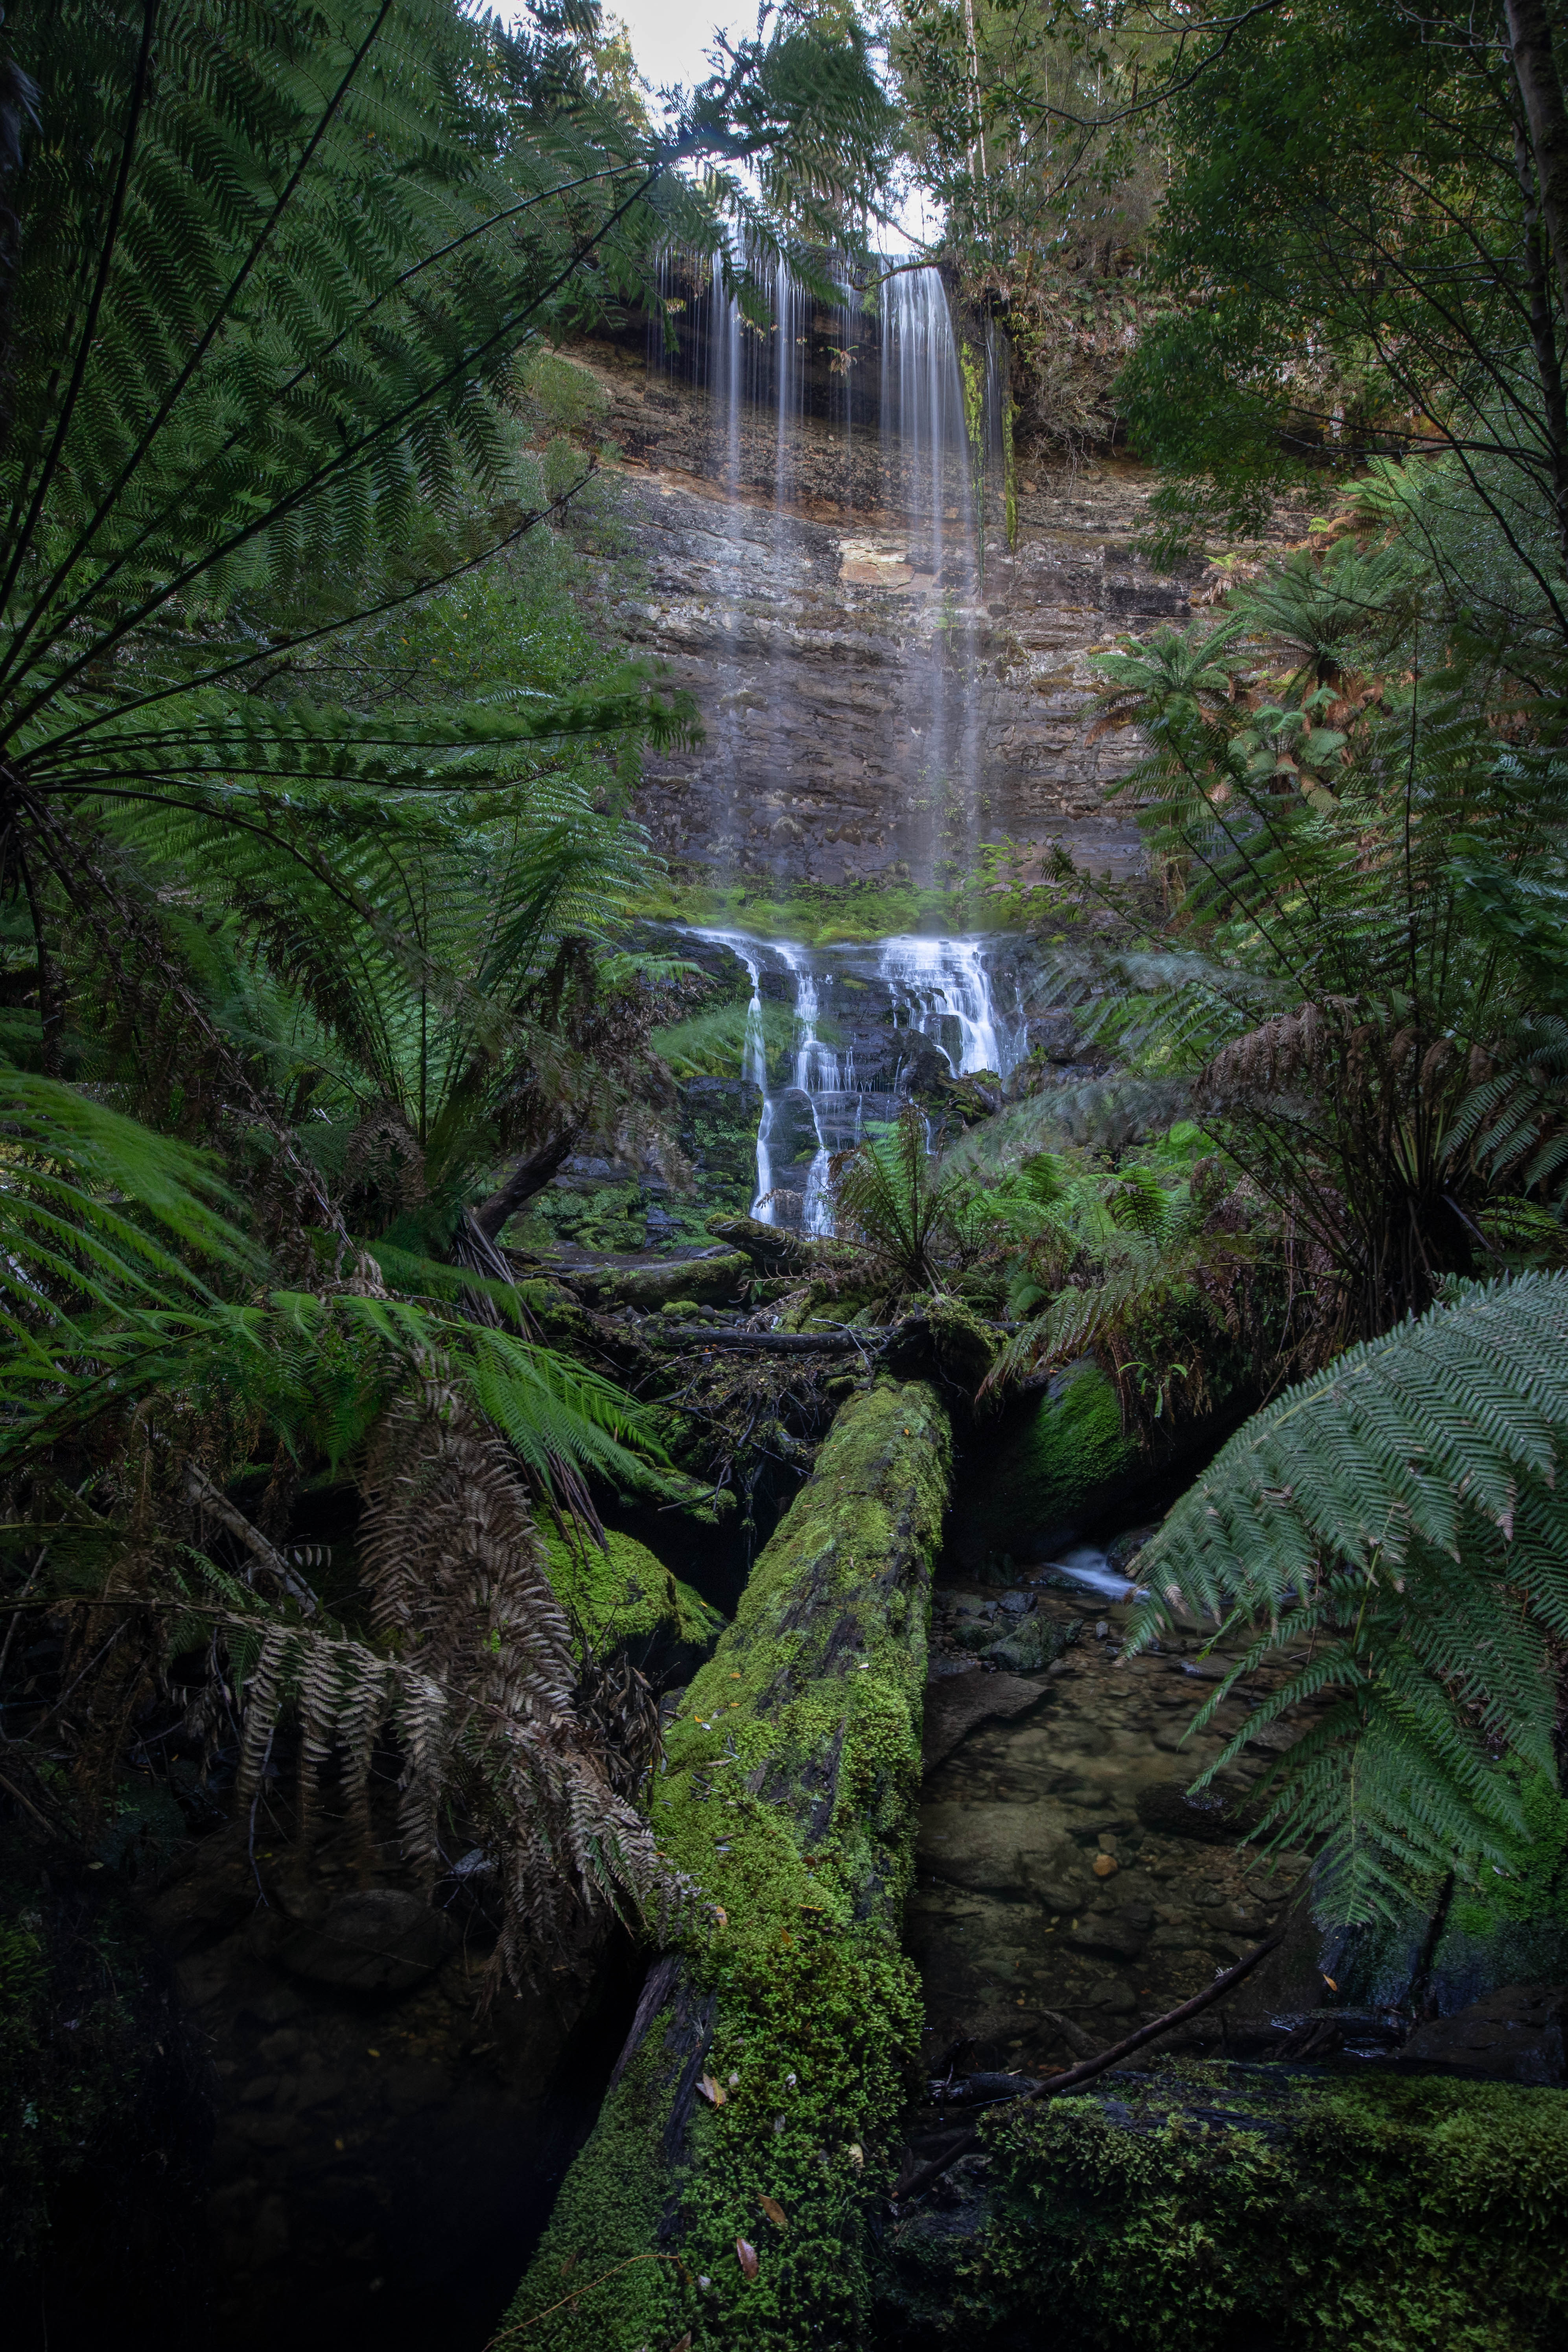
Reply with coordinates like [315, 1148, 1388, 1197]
[472, 1128, 578, 1240]
[1505, 0, 1568, 336]
[502, 1380, 952, 2352]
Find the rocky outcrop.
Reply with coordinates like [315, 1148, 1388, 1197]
[565, 313, 1312, 890]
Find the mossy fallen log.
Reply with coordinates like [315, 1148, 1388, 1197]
[566, 1250, 750, 1311]
[502, 1380, 952, 2352]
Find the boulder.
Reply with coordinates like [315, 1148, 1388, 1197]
[985, 1614, 1070, 1674]
[954, 1364, 1139, 1568]
[1030, 1009, 1082, 1063]
[540, 1527, 724, 1668]
[274, 1888, 455, 1994]
[922, 1666, 1052, 1771]
[1399, 1984, 1566, 2085]
[765, 1086, 822, 1171]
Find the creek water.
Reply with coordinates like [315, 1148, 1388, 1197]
[913, 1537, 1314, 2077]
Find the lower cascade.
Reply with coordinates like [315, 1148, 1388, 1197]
[691, 928, 1032, 1231]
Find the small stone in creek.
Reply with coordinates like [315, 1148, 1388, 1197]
[1095, 1620, 1109, 1640]
[1093, 1853, 1119, 1879]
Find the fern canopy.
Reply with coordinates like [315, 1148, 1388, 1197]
[1128, 1273, 1568, 1920]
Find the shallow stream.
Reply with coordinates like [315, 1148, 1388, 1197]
[911, 1534, 1316, 2076]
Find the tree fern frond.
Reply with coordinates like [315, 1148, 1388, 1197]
[1129, 1272, 1568, 1918]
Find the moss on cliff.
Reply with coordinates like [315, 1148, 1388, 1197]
[503, 1381, 952, 2352]
[888, 2061, 1568, 2350]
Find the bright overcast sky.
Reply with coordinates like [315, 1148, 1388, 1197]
[499, 3, 934, 250]
[603, 0, 753, 96]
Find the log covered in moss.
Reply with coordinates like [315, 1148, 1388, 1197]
[503, 1379, 951, 2352]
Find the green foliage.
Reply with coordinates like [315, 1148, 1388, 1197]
[1117, 0, 1568, 592]
[1453, 1762, 1568, 1940]
[832, 1102, 978, 1291]
[509, 1382, 951, 2350]
[1065, 507, 1568, 1336]
[959, 2065, 1568, 2352]
[652, 997, 795, 1079]
[1127, 1273, 1568, 1923]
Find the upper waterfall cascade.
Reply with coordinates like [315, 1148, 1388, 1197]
[646, 255, 1024, 1233]
[645, 250, 995, 884]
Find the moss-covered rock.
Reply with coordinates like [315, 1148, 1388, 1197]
[540, 1527, 725, 1659]
[568, 1251, 749, 1312]
[505, 1381, 952, 2351]
[881, 2059, 1568, 2349]
[679, 1077, 763, 1221]
[955, 1362, 1138, 1569]
[925, 1296, 998, 1393]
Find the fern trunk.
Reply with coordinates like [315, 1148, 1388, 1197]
[503, 1380, 952, 2352]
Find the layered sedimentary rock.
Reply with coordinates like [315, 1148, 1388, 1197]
[569, 313, 1208, 886]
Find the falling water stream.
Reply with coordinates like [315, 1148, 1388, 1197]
[693, 929, 1028, 1230]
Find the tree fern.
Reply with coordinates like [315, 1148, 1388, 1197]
[1127, 1272, 1568, 1921]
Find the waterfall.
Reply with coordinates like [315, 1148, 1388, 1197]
[653, 250, 1017, 1237]
[690, 929, 1024, 1233]
[876, 935, 1026, 1081]
[877, 269, 984, 878]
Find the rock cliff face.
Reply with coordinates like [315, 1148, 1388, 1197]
[569, 311, 1201, 886]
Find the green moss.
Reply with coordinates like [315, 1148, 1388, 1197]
[930, 2063, 1568, 2351]
[632, 875, 1032, 945]
[1454, 1761, 1568, 1938]
[515, 1178, 649, 1256]
[507, 1383, 952, 2350]
[957, 1362, 1138, 1567]
[541, 1527, 724, 1652]
[676, 1076, 763, 1223]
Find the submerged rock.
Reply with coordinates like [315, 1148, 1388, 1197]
[984, 1613, 1068, 1674]
[1135, 1779, 1262, 1842]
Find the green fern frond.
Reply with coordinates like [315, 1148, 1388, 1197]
[1128, 1273, 1568, 1919]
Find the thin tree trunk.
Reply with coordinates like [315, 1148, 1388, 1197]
[472, 1128, 578, 1239]
[1505, 0, 1568, 335]
[1511, 96, 1568, 564]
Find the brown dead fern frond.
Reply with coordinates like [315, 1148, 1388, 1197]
[229, 1381, 661, 1982]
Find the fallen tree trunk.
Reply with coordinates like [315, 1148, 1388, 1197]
[473, 1129, 579, 1239]
[500, 1380, 952, 2352]
[649, 1326, 882, 1354]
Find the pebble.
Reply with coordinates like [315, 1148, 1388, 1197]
[1092, 1854, 1118, 1879]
